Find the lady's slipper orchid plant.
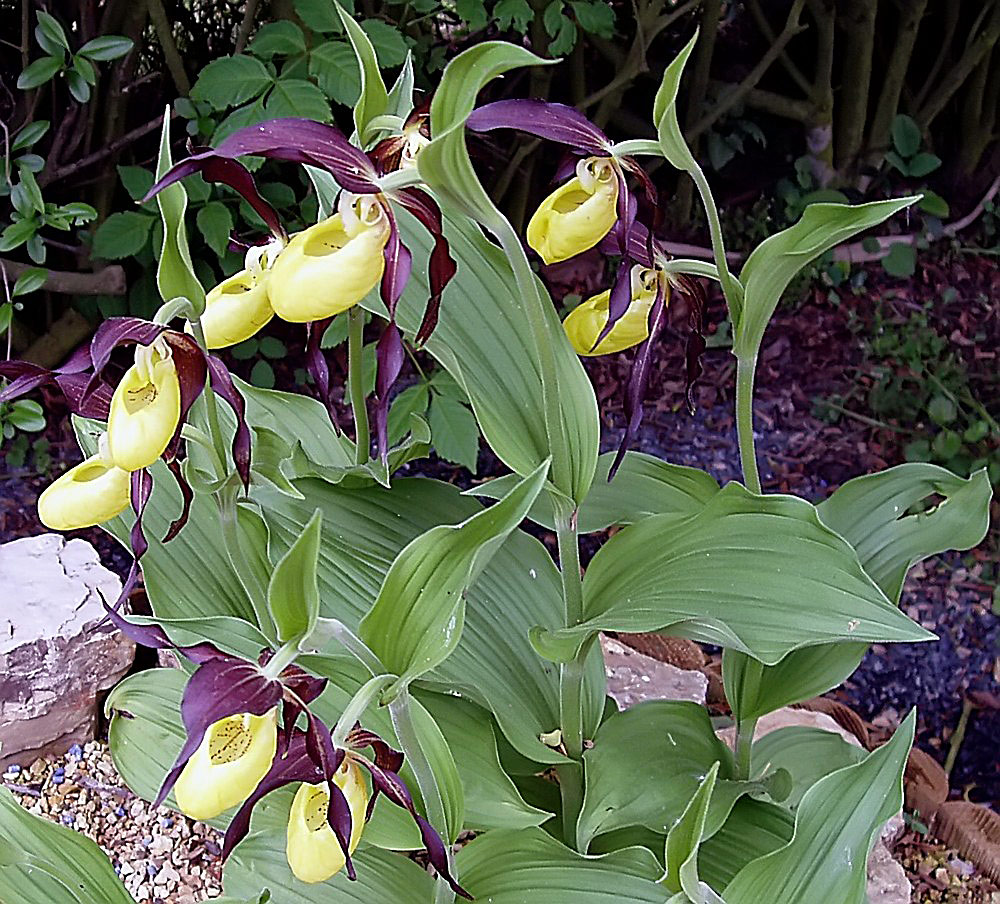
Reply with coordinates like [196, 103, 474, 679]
[101, 604, 468, 895]
[36, 434, 131, 531]
[144, 118, 458, 461]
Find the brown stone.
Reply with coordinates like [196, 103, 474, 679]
[601, 635, 708, 709]
[0, 534, 134, 767]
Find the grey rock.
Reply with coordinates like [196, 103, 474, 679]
[601, 635, 708, 709]
[0, 534, 134, 767]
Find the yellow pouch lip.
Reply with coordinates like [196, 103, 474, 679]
[37, 454, 131, 531]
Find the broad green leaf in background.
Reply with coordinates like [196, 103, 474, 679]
[577, 702, 735, 851]
[404, 696, 465, 842]
[733, 197, 919, 361]
[663, 763, 723, 902]
[457, 827, 664, 903]
[723, 712, 915, 904]
[12, 267, 47, 297]
[0, 789, 133, 904]
[264, 78, 332, 121]
[470, 451, 719, 533]
[534, 482, 933, 664]
[360, 19, 410, 67]
[267, 508, 321, 644]
[249, 21, 306, 58]
[359, 461, 548, 685]
[91, 211, 154, 259]
[77, 35, 134, 60]
[336, 5, 388, 141]
[154, 108, 206, 314]
[196, 200, 235, 257]
[429, 394, 479, 472]
[309, 41, 362, 107]
[749, 727, 865, 809]
[259, 477, 606, 765]
[192, 55, 273, 108]
[728, 463, 992, 722]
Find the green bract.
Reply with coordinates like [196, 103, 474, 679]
[6, 24, 993, 904]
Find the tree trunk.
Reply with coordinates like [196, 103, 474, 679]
[834, 0, 877, 174]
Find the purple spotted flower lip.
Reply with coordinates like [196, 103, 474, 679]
[467, 99, 658, 345]
[103, 605, 468, 897]
[145, 118, 458, 464]
[0, 316, 251, 605]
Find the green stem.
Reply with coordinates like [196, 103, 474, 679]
[689, 165, 742, 319]
[735, 355, 762, 494]
[735, 716, 758, 779]
[262, 640, 300, 680]
[347, 307, 370, 465]
[219, 489, 272, 635]
[190, 319, 230, 471]
[389, 693, 457, 904]
[557, 759, 585, 849]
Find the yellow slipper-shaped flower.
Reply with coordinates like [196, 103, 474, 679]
[173, 710, 278, 821]
[269, 196, 390, 323]
[202, 268, 274, 349]
[107, 340, 181, 472]
[527, 157, 619, 264]
[563, 266, 663, 356]
[286, 762, 368, 884]
[37, 452, 131, 531]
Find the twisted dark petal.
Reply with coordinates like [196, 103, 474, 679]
[304, 318, 340, 430]
[109, 468, 155, 613]
[620, 156, 660, 228]
[394, 188, 457, 346]
[155, 658, 283, 808]
[591, 258, 635, 352]
[374, 323, 404, 467]
[326, 777, 358, 880]
[0, 348, 113, 419]
[144, 119, 381, 198]
[85, 317, 165, 401]
[553, 149, 585, 183]
[303, 714, 357, 878]
[415, 814, 472, 899]
[195, 153, 286, 240]
[280, 665, 327, 705]
[99, 599, 229, 664]
[162, 332, 208, 458]
[466, 99, 610, 156]
[610, 282, 667, 479]
[598, 202, 649, 265]
[223, 732, 322, 860]
[58, 373, 114, 419]
[162, 458, 193, 543]
[380, 209, 412, 318]
[683, 278, 708, 415]
[207, 356, 251, 490]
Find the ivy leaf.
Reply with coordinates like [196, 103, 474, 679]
[249, 21, 306, 58]
[569, 1, 615, 36]
[456, 0, 489, 30]
[92, 211, 154, 259]
[196, 201, 234, 258]
[430, 395, 480, 473]
[192, 55, 273, 108]
[360, 19, 410, 67]
[494, 0, 534, 32]
[264, 78, 333, 121]
[309, 41, 361, 106]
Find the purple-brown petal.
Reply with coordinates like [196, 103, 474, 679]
[207, 356, 251, 490]
[374, 322, 405, 466]
[380, 210, 413, 318]
[162, 458, 194, 543]
[467, 99, 610, 156]
[195, 153, 286, 240]
[304, 318, 341, 430]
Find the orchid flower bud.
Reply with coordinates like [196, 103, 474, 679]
[527, 157, 619, 264]
[37, 436, 130, 531]
[201, 242, 281, 349]
[563, 266, 663, 356]
[173, 709, 278, 821]
[268, 195, 390, 323]
[107, 338, 181, 471]
[286, 762, 368, 884]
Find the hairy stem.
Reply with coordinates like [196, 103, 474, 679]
[389, 693, 457, 904]
[347, 306, 370, 465]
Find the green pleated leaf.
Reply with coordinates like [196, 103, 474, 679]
[733, 197, 919, 360]
[697, 799, 792, 891]
[749, 727, 865, 809]
[403, 695, 465, 842]
[259, 477, 606, 765]
[457, 827, 664, 903]
[359, 461, 548, 685]
[469, 450, 719, 532]
[0, 788, 133, 903]
[663, 762, 720, 896]
[577, 702, 735, 851]
[723, 711, 915, 904]
[535, 483, 933, 664]
[416, 693, 552, 830]
[153, 107, 205, 314]
[336, 5, 388, 142]
[817, 463, 992, 603]
[267, 508, 322, 644]
[729, 463, 992, 722]
[225, 838, 436, 903]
